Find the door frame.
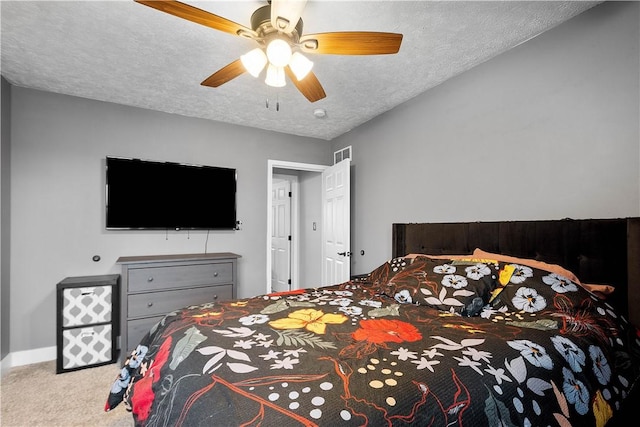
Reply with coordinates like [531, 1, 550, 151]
[266, 160, 328, 294]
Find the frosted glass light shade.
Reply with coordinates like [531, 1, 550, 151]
[240, 48, 267, 78]
[265, 64, 286, 87]
[289, 52, 313, 81]
[266, 39, 292, 67]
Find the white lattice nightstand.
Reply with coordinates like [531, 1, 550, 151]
[56, 274, 120, 373]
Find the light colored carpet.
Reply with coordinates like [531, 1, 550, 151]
[1, 360, 133, 427]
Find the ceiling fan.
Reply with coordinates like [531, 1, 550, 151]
[135, 0, 403, 102]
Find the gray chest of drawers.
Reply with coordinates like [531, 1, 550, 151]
[117, 252, 240, 360]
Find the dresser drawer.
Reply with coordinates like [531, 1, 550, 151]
[128, 284, 233, 318]
[128, 262, 233, 292]
[127, 316, 164, 351]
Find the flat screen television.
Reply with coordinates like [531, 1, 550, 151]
[105, 156, 237, 230]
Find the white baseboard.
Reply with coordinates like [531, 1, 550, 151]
[0, 353, 11, 377]
[2, 346, 56, 370]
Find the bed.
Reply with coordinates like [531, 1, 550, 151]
[105, 217, 640, 426]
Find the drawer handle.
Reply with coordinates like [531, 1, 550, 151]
[147, 302, 154, 307]
[147, 277, 154, 282]
[213, 272, 218, 277]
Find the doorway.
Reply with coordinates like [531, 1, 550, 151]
[266, 159, 352, 294]
[266, 160, 327, 294]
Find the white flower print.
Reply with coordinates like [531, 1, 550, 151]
[333, 290, 353, 297]
[511, 287, 547, 312]
[507, 339, 553, 370]
[542, 274, 578, 293]
[462, 347, 492, 364]
[465, 263, 492, 280]
[442, 274, 468, 289]
[562, 367, 589, 415]
[453, 355, 483, 375]
[239, 314, 270, 326]
[283, 348, 307, 358]
[484, 365, 512, 385]
[412, 357, 440, 372]
[394, 289, 413, 304]
[271, 356, 299, 370]
[422, 348, 444, 359]
[255, 339, 274, 348]
[391, 347, 418, 361]
[551, 335, 585, 372]
[330, 297, 353, 307]
[259, 350, 281, 361]
[589, 345, 611, 385]
[233, 339, 255, 349]
[510, 265, 533, 284]
[339, 306, 363, 316]
[434, 264, 456, 274]
[254, 333, 271, 341]
[480, 305, 509, 319]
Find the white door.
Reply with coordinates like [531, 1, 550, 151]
[271, 179, 291, 293]
[321, 159, 351, 286]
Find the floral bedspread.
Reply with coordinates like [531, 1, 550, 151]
[105, 255, 640, 426]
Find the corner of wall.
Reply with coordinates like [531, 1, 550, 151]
[1, 77, 12, 362]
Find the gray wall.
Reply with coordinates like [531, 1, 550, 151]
[299, 171, 322, 286]
[8, 88, 332, 354]
[1, 77, 11, 365]
[333, 1, 640, 275]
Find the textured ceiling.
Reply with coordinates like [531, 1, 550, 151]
[1, 1, 601, 141]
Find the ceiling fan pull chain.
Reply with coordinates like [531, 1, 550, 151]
[276, 94, 280, 112]
[266, 98, 269, 109]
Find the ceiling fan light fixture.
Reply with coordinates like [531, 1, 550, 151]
[289, 52, 313, 81]
[240, 48, 268, 78]
[265, 64, 286, 87]
[266, 39, 292, 68]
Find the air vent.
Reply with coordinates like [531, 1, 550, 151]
[334, 146, 352, 164]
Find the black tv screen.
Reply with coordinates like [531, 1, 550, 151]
[105, 156, 237, 230]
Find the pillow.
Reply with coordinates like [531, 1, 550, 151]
[374, 256, 500, 316]
[366, 254, 477, 287]
[367, 256, 413, 287]
[472, 248, 582, 283]
[577, 283, 615, 299]
[405, 253, 474, 260]
[366, 254, 476, 289]
[486, 261, 601, 314]
[471, 249, 614, 299]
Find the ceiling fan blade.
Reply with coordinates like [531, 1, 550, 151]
[270, 0, 307, 34]
[299, 32, 403, 55]
[201, 59, 246, 88]
[284, 66, 326, 103]
[135, 0, 257, 38]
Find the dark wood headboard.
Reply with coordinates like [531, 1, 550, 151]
[392, 218, 640, 327]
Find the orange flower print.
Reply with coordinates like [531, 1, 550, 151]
[269, 309, 348, 334]
[352, 319, 422, 344]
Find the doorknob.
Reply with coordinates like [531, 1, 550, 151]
[337, 251, 352, 257]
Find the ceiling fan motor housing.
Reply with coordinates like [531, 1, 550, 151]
[250, 5, 303, 44]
